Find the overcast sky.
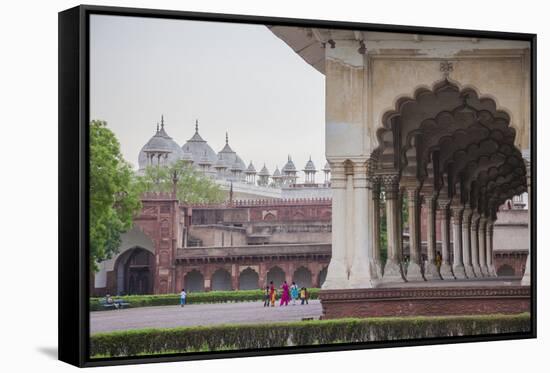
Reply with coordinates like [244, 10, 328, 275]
[90, 15, 326, 181]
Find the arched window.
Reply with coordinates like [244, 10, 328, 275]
[293, 266, 312, 288]
[266, 266, 285, 286]
[239, 267, 259, 290]
[184, 270, 205, 292]
[211, 268, 232, 291]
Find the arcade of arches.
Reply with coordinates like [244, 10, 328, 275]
[323, 80, 530, 288]
[178, 263, 327, 292]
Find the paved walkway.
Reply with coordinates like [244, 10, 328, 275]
[91, 300, 322, 334]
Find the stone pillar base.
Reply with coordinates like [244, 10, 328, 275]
[472, 265, 482, 278]
[406, 261, 425, 282]
[440, 263, 455, 280]
[370, 260, 383, 281]
[382, 260, 405, 283]
[488, 265, 497, 277]
[464, 265, 476, 278]
[453, 265, 467, 279]
[322, 260, 349, 289]
[424, 262, 442, 280]
[348, 261, 375, 289]
[479, 266, 489, 277]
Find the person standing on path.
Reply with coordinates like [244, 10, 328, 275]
[269, 281, 276, 307]
[300, 287, 308, 305]
[290, 281, 299, 305]
[280, 281, 290, 306]
[263, 286, 270, 307]
[180, 288, 187, 307]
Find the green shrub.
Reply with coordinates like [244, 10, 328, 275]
[90, 313, 531, 358]
[90, 289, 320, 311]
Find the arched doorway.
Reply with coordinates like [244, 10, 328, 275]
[293, 266, 312, 288]
[239, 267, 259, 290]
[115, 247, 154, 295]
[319, 267, 328, 288]
[211, 268, 232, 291]
[184, 270, 205, 292]
[497, 264, 516, 277]
[266, 266, 285, 286]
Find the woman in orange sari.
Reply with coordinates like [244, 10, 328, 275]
[269, 281, 276, 307]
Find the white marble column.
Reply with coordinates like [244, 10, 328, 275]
[371, 179, 383, 279]
[424, 196, 441, 280]
[470, 212, 481, 277]
[382, 174, 405, 282]
[462, 207, 475, 278]
[406, 188, 425, 281]
[486, 219, 497, 277]
[322, 162, 349, 289]
[451, 205, 467, 279]
[438, 200, 454, 279]
[478, 216, 489, 277]
[349, 161, 375, 288]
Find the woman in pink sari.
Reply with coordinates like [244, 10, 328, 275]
[279, 281, 290, 306]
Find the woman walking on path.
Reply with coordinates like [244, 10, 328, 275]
[269, 281, 276, 307]
[290, 282, 299, 305]
[280, 281, 290, 306]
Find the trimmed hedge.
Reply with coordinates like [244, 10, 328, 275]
[90, 289, 320, 311]
[91, 313, 530, 357]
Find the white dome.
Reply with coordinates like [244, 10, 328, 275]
[216, 132, 246, 171]
[138, 119, 184, 170]
[181, 121, 218, 166]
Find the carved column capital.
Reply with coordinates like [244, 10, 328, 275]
[437, 198, 451, 211]
[423, 195, 436, 211]
[450, 205, 464, 223]
[380, 173, 400, 200]
[371, 177, 381, 200]
[406, 188, 420, 204]
[352, 161, 369, 188]
[329, 161, 346, 189]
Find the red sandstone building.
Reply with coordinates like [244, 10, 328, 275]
[92, 194, 332, 296]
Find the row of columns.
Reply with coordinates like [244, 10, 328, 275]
[322, 160, 499, 289]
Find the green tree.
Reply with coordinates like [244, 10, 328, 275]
[137, 160, 225, 204]
[90, 120, 141, 271]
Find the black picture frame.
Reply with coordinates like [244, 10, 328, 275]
[58, 4, 537, 368]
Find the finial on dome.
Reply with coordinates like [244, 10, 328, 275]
[225, 132, 229, 145]
[161, 114, 165, 129]
[156, 123, 159, 132]
[288, 154, 291, 161]
[195, 119, 199, 133]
